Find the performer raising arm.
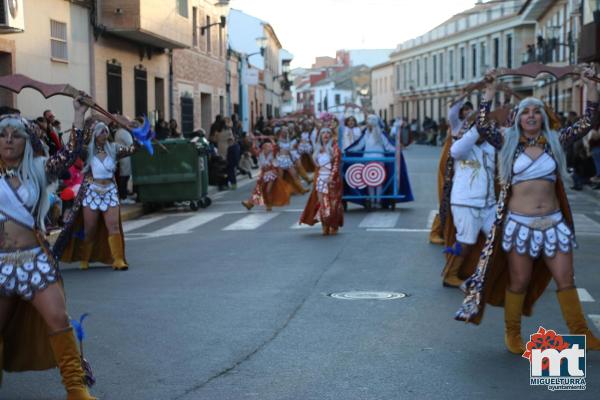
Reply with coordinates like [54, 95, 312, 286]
[456, 67, 600, 354]
[0, 98, 96, 399]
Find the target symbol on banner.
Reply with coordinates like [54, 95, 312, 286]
[345, 162, 387, 189]
[362, 162, 386, 187]
[345, 163, 367, 189]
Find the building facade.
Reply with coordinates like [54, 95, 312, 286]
[0, 0, 92, 126]
[172, 0, 230, 136]
[370, 61, 394, 122]
[391, 0, 535, 126]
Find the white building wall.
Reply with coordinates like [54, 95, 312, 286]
[4, 1, 91, 126]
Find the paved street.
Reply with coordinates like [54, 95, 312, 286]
[4, 145, 600, 400]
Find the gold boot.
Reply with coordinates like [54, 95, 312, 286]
[442, 256, 465, 288]
[108, 234, 128, 270]
[79, 240, 94, 270]
[504, 290, 526, 354]
[241, 200, 254, 210]
[429, 214, 444, 245]
[49, 328, 96, 400]
[321, 224, 330, 236]
[557, 288, 600, 350]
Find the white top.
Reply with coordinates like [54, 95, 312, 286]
[349, 130, 395, 158]
[278, 140, 291, 152]
[258, 152, 274, 169]
[342, 127, 362, 150]
[0, 178, 35, 228]
[450, 126, 497, 208]
[316, 151, 332, 178]
[300, 132, 311, 142]
[91, 155, 116, 180]
[512, 152, 557, 185]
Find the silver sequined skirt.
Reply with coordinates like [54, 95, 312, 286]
[502, 210, 576, 258]
[83, 182, 119, 212]
[0, 247, 59, 300]
[276, 155, 294, 170]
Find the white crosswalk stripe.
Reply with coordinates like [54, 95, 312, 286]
[358, 212, 399, 228]
[223, 213, 280, 231]
[151, 212, 224, 236]
[427, 210, 437, 229]
[292, 221, 321, 229]
[577, 288, 595, 302]
[589, 315, 600, 334]
[123, 216, 167, 233]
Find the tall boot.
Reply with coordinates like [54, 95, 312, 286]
[49, 328, 96, 400]
[79, 240, 94, 271]
[442, 256, 465, 288]
[241, 200, 254, 210]
[504, 290, 526, 354]
[557, 288, 600, 350]
[264, 191, 273, 212]
[108, 233, 128, 270]
[429, 214, 444, 245]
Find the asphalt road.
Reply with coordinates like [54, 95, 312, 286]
[3, 145, 600, 400]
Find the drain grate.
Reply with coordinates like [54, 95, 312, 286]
[328, 291, 407, 300]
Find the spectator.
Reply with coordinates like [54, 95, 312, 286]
[226, 137, 241, 189]
[216, 118, 234, 159]
[114, 127, 135, 204]
[42, 109, 62, 155]
[255, 115, 265, 133]
[210, 115, 224, 138]
[169, 119, 182, 138]
[155, 111, 170, 140]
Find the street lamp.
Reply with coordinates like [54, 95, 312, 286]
[247, 36, 267, 58]
[200, 15, 226, 35]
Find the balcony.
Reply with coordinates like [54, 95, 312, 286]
[100, 0, 190, 49]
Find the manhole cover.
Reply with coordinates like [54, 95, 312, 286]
[328, 291, 407, 300]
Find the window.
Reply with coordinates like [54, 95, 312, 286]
[471, 44, 477, 78]
[134, 67, 148, 118]
[192, 7, 197, 46]
[395, 64, 401, 90]
[480, 42, 486, 75]
[335, 94, 341, 105]
[506, 34, 513, 68]
[177, 0, 188, 18]
[433, 54, 437, 84]
[493, 38, 499, 68]
[416, 59, 421, 85]
[219, 25, 223, 57]
[106, 63, 122, 114]
[206, 16, 211, 53]
[424, 57, 428, 85]
[439, 53, 444, 83]
[50, 20, 68, 62]
[408, 61, 412, 86]
[460, 47, 465, 80]
[403, 63, 407, 90]
[449, 49, 454, 81]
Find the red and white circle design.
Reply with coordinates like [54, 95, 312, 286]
[344, 162, 387, 189]
[345, 163, 366, 189]
[362, 162, 386, 187]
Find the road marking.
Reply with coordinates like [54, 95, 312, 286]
[589, 314, 600, 334]
[151, 212, 224, 236]
[223, 213, 280, 231]
[358, 212, 399, 228]
[427, 209, 437, 229]
[577, 288, 595, 302]
[366, 228, 429, 233]
[123, 216, 167, 233]
[573, 213, 600, 236]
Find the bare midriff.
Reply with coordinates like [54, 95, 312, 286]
[0, 220, 38, 251]
[93, 178, 113, 185]
[508, 179, 559, 215]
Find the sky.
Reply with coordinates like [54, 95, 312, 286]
[228, 0, 479, 68]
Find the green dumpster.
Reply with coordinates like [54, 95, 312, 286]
[131, 139, 211, 212]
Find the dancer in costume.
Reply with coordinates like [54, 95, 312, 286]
[441, 109, 496, 288]
[242, 141, 291, 211]
[456, 67, 600, 353]
[346, 115, 395, 208]
[0, 100, 96, 399]
[429, 101, 473, 245]
[276, 126, 308, 195]
[298, 121, 316, 173]
[342, 116, 362, 151]
[300, 128, 343, 235]
[289, 123, 312, 185]
[59, 121, 137, 271]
